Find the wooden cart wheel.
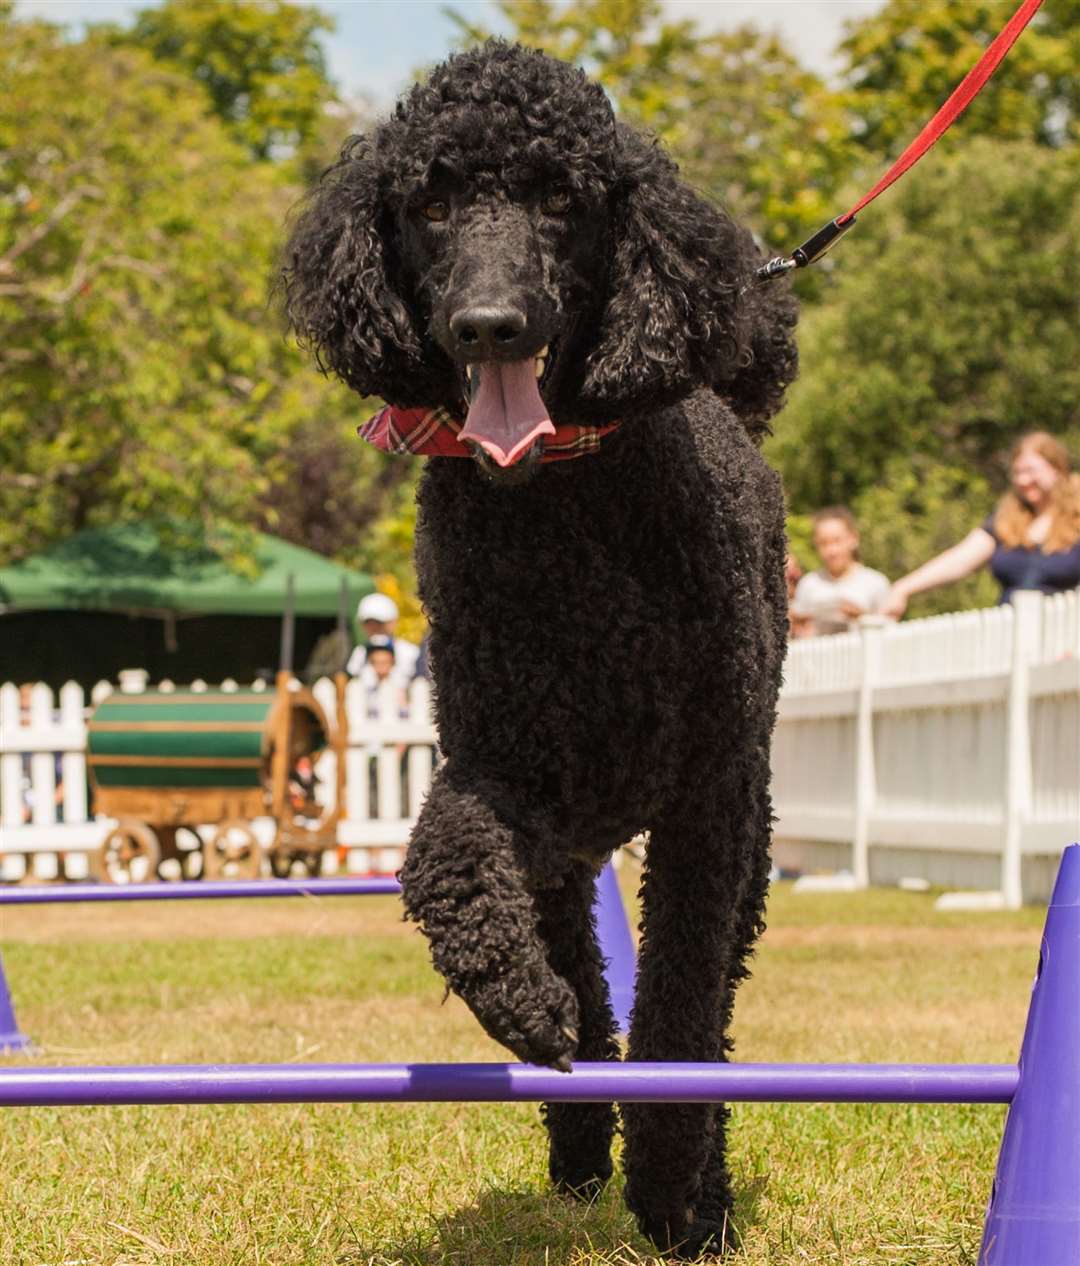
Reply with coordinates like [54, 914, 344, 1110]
[96, 819, 161, 885]
[204, 821, 263, 879]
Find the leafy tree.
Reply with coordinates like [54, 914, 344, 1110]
[255, 415, 417, 581]
[768, 139, 1080, 611]
[840, 0, 1080, 157]
[0, 13, 405, 571]
[112, 0, 337, 161]
[851, 459, 999, 617]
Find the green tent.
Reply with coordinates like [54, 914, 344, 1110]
[0, 524, 374, 690]
[0, 523, 372, 617]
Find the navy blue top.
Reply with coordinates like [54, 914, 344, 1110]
[981, 516, 1080, 603]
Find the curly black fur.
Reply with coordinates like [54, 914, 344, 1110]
[284, 40, 797, 1259]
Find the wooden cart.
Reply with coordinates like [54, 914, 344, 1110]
[86, 672, 346, 882]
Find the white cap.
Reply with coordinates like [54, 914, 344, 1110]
[357, 592, 399, 623]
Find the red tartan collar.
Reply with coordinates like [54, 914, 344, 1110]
[358, 405, 620, 464]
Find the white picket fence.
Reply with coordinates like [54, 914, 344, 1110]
[0, 676, 438, 882]
[773, 588, 1080, 906]
[3, 588, 1078, 902]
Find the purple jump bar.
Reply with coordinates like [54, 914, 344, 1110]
[0, 878, 401, 905]
[0, 1062, 1017, 1107]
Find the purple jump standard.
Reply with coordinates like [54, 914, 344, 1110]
[0, 949, 30, 1053]
[978, 841, 1080, 1266]
[0, 1061, 1018, 1107]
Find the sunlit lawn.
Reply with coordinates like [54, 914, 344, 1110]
[0, 865, 1044, 1265]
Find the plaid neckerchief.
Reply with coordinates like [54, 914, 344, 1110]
[358, 405, 620, 463]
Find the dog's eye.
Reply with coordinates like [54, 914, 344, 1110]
[422, 201, 449, 223]
[541, 191, 572, 216]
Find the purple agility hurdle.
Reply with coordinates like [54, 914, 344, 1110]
[2, 845, 1077, 1265]
[0, 877, 402, 904]
[0, 862, 637, 1040]
[0, 877, 397, 1055]
[0, 1061, 1018, 1106]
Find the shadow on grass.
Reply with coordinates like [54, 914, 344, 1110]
[339, 1173, 769, 1265]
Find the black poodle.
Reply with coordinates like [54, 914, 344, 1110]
[284, 40, 797, 1259]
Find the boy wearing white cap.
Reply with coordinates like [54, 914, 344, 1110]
[346, 591, 421, 687]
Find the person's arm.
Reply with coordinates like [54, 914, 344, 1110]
[883, 528, 995, 619]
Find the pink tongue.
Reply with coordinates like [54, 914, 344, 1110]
[458, 359, 555, 467]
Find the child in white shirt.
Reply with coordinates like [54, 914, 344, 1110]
[792, 507, 890, 637]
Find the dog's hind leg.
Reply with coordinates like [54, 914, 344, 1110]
[398, 763, 580, 1071]
[534, 861, 622, 1202]
[621, 779, 772, 1260]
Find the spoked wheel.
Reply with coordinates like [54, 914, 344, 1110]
[96, 819, 161, 884]
[204, 821, 263, 880]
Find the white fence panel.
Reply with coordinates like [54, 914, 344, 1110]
[769, 717, 856, 839]
[772, 590, 1080, 904]
[782, 628, 861, 693]
[1030, 692, 1080, 828]
[1040, 588, 1080, 662]
[877, 603, 1013, 685]
[873, 703, 1006, 828]
[336, 675, 438, 873]
[0, 680, 98, 879]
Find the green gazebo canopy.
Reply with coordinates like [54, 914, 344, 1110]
[0, 523, 373, 618]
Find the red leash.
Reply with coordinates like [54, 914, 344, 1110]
[756, 0, 1045, 282]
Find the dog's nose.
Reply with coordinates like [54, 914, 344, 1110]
[449, 304, 528, 358]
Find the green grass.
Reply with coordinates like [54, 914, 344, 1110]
[0, 871, 1045, 1265]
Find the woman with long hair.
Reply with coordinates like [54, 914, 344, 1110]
[883, 431, 1080, 618]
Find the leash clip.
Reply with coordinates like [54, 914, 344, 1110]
[754, 255, 799, 283]
[752, 215, 858, 286]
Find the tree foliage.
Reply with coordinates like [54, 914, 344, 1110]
[112, 0, 337, 160]
[0, 9, 406, 573]
[840, 0, 1080, 156]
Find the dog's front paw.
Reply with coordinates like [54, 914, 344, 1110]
[466, 963, 580, 1071]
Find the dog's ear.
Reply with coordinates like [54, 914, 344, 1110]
[281, 135, 429, 402]
[582, 124, 797, 433]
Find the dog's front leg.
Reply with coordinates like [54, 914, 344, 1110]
[398, 764, 580, 1070]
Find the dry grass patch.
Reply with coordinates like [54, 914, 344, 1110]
[2, 892, 410, 945]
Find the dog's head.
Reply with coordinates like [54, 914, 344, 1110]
[283, 41, 796, 475]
